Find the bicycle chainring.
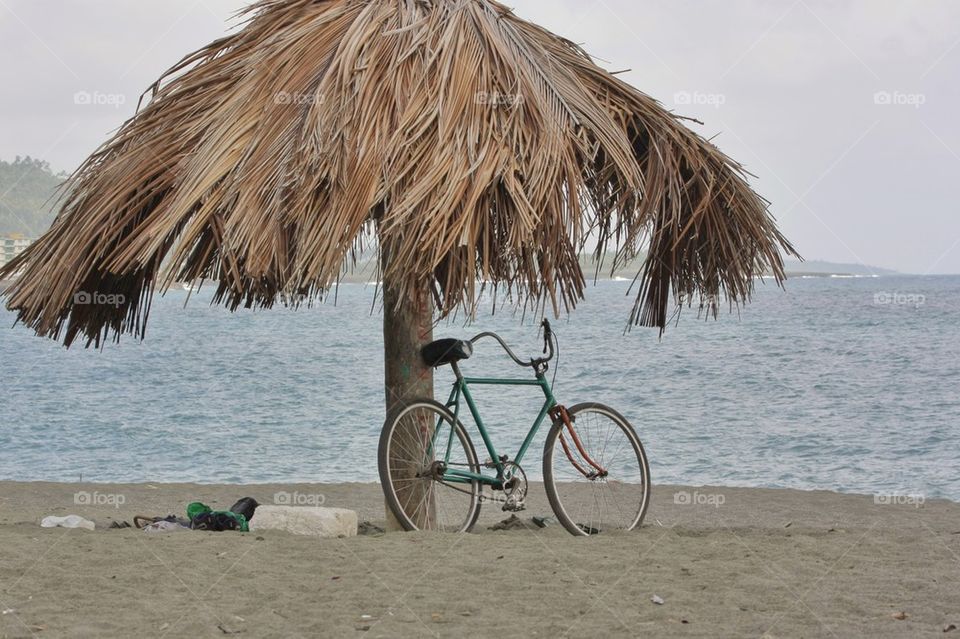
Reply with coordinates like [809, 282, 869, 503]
[500, 462, 528, 512]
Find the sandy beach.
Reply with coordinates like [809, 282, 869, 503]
[0, 481, 957, 638]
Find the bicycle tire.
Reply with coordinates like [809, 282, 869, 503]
[542, 402, 650, 536]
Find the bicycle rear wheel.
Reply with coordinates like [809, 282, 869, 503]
[542, 403, 650, 536]
[378, 399, 481, 532]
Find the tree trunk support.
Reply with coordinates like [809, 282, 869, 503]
[382, 259, 434, 531]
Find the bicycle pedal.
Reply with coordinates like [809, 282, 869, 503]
[501, 501, 526, 513]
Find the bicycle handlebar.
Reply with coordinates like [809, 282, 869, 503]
[469, 319, 555, 369]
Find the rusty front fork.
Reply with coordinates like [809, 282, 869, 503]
[549, 405, 608, 479]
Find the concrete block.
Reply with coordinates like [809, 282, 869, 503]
[249, 506, 358, 537]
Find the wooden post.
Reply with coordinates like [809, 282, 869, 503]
[382, 253, 435, 531]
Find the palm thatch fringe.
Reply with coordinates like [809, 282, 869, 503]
[1, 0, 796, 346]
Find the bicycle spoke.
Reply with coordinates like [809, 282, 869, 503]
[399, 480, 420, 514]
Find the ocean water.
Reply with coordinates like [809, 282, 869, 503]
[1, 275, 958, 500]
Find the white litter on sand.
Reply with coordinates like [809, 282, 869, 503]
[40, 515, 95, 530]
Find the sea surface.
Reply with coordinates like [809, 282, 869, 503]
[2, 275, 958, 501]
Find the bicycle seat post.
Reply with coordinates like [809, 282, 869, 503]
[449, 361, 464, 382]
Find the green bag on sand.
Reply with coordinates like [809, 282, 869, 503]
[187, 502, 249, 532]
[186, 501, 210, 520]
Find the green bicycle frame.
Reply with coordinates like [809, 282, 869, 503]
[434, 362, 558, 488]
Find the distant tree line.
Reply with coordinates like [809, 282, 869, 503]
[0, 157, 66, 237]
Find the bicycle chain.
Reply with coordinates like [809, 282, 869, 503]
[428, 462, 512, 504]
[430, 461, 518, 505]
[435, 479, 492, 501]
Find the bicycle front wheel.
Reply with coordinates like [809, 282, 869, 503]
[378, 399, 482, 532]
[543, 403, 650, 536]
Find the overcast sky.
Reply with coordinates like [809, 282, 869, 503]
[1, 0, 958, 274]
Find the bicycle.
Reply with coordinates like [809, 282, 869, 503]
[378, 319, 651, 536]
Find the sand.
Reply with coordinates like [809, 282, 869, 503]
[0, 481, 958, 638]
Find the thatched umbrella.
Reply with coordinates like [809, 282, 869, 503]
[1, 0, 794, 485]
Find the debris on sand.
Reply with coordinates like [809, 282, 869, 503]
[489, 515, 538, 531]
[358, 521, 385, 536]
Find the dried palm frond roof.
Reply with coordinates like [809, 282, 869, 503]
[1, 0, 797, 347]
